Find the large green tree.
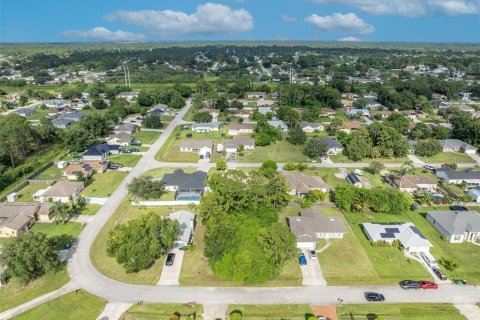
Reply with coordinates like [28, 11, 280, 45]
[127, 176, 166, 200]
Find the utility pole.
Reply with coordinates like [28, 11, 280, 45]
[127, 65, 131, 87]
[123, 65, 128, 87]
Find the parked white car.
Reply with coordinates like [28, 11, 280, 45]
[352, 169, 364, 176]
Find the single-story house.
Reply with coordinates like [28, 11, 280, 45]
[52, 118, 74, 129]
[322, 137, 344, 155]
[83, 143, 121, 161]
[427, 211, 480, 243]
[115, 123, 136, 135]
[191, 122, 223, 132]
[107, 132, 132, 146]
[386, 175, 437, 193]
[245, 92, 266, 99]
[70, 99, 90, 109]
[468, 187, 480, 203]
[288, 208, 345, 249]
[268, 120, 288, 132]
[64, 163, 94, 180]
[365, 99, 382, 109]
[364, 92, 378, 100]
[62, 111, 85, 122]
[283, 172, 329, 196]
[224, 137, 255, 153]
[402, 110, 428, 121]
[13, 108, 36, 117]
[148, 104, 168, 115]
[340, 121, 362, 134]
[256, 99, 275, 107]
[372, 110, 392, 119]
[44, 99, 70, 108]
[228, 122, 254, 136]
[346, 173, 363, 187]
[300, 121, 324, 133]
[345, 108, 370, 117]
[0, 203, 53, 237]
[180, 140, 213, 157]
[439, 139, 478, 154]
[258, 106, 273, 115]
[436, 169, 480, 186]
[320, 108, 336, 117]
[342, 92, 359, 99]
[341, 99, 353, 108]
[362, 222, 432, 253]
[34, 181, 84, 203]
[230, 108, 251, 119]
[161, 169, 208, 201]
[169, 210, 196, 248]
[116, 92, 139, 102]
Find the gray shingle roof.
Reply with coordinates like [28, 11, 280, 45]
[161, 170, 207, 189]
[321, 136, 343, 149]
[288, 208, 345, 243]
[427, 211, 480, 235]
[436, 169, 480, 180]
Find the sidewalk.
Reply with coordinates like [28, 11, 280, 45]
[96, 302, 133, 320]
[455, 304, 480, 320]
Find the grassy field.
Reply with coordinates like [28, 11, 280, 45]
[418, 152, 475, 163]
[90, 197, 197, 285]
[407, 209, 480, 284]
[238, 140, 308, 163]
[15, 183, 50, 202]
[302, 168, 348, 190]
[133, 130, 162, 144]
[124, 303, 204, 320]
[82, 171, 128, 197]
[34, 165, 64, 180]
[108, 154, 142, 167]
[30, 221, 84, 249]
[11, 290, 107, 320]
[179, 222, 302, 287]
[26, 108, 50, 121]
[342, 211, 432, 284]
[227, 305, 313, 320]
[337, 303, 467, 320]
[330, 154, 410, 164]
[0, 268, 69, 312]
[75, 203, 101, 215]
[143, 167, 197, 179]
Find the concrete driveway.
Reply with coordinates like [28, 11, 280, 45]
[157, 249, 184, 286]
[300, 250, 327, 286]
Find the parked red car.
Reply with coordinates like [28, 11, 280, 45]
[420, 281, 438, 289]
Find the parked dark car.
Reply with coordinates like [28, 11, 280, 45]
[365, 292, 385, 302]
[165, 253, 175, 266]
[433, 268, 448, 281]
[450, 205, 468, 211]
[128, 148, 139, 153]
[130, 140, 142, 146]
[109, 163, 123, 170]
[440, 163, 451, 168]
[399, 280, 420, 290]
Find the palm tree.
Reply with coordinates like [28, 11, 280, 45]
[400, 160, 414, 176]
[51, 202, 69, 224]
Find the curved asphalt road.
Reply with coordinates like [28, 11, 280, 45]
[65, 99, 480, 306]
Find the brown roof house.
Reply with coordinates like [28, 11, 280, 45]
[180, 140, 213, 157]
[283, 172, 329, 196]
[339, 121, 362, 134]
[0, 203, 53, 237]
[320, 108, 336, 117]
[34, 181, 85, 203]
[224, 137, 255, 153]
[228, 122, 254, 136]
[288, 208, 345, 249]
[386, 175, 437, 193]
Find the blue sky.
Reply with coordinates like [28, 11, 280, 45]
[1, 0, 479, 43]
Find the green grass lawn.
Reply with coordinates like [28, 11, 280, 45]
[143, 167, 197, 179]
[337, 303, 466, 320]
[407, 209, 480, 284]
[30, 221, 84, 247]
[302, 168, 348, 190]
[11, 290, 107, 320]
[15, 183, 50, 202]
[238, 140, 308, 163]
[108, 154, 142, 167]
[82, 171, 128, 197]
[179, 222, 302, 287]
[0, 268, 69, 313]
[342, 211, 432, 284]
[75, 203, 101, 215]
[330, 154, 410, 164]
[90, 197, 197, 285]
[227, 305, 313, 320]
[418, 152, 475, 163]
[133, 130, 162, 144]
[34, 165, 64, 180]
[26, 108, 49, 121]
[123, 303, 204, 320]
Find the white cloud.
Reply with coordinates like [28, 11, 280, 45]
[427, 0, 478, 15]
[61, 27, 146, 41]
[338, 36, 362, 41]
[314, 0, 426, 17]
[281, 14, 297, 22]
[104, 3, 254, 36]
[305, 13, 374, 34]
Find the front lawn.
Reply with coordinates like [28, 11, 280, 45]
[30, 221, 84, 250]
[337, 303, 466, 320]
[82, 171, 128, 198]
[330, 154, 410, 164]
[418, 152, 475, 163]
[133, 130, 162, 144]
[123, 303, 204, 320]
[0, 268, 69, 312]
[75, 203, 101, 215]
[227, 305, 313, 320]
[303, 168, 348, 190]
[34, 165, 64, 180]
[15, 183, 50, 202]
[90, 198, 196, 285]
[108, 154, 142, 167]
[11, 290, 107, 320]
[238, 140, 308, 163]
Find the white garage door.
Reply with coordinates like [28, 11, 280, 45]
[297, 242, 316, 249]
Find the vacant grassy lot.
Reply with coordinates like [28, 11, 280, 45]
[34, 165, 64, 180]
[337, 303, 466, 320]
[419, 152, 475, 163]
[227, 305, 313, 320]
[302, 168, 348, 190]
[0, 268, 69, 312]
[133, 130, 162, 144]
[407, 209, 480, 284]
[179, 222, 302, 287]
[343, 211, 432, 284]
[30, 221, 84, 249]
[15, 183, 50, 202]
[238, 140, 308, 163]
[330, 154, 410, 164]
[124, 303, 204, 320]
[90, 197, 196, 285]
[108, 154, 142, 167]
[82, 171, 128, 197]
[12, 290, 107, 320]
[26, 108, 49, 121]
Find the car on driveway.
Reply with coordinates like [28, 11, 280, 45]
[365, 292, 385, 302]
[130, 140, 142, 146]
[450, 205, 468, 211]
[399, 280, 420, 290]
[352, 169, 364, 176]
[420, 281, 438, 289]
[165, 253, 175, 266]
[309, 250, 317, 259]
[299, 253, 307, 265]
[441, 163, 451, 168]
[433, 268, 448, 281]
[423, 165, 435, 172]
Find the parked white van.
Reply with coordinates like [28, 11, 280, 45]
[420, 252, 437, 268]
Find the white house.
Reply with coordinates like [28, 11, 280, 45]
[191, 122, 223, 133]
[180, 140, 213, 157]
[436, 169, 480, 186]
[427, 211, 480, 243]
[34, 181, 84, 203]
[440, 139, 478, 154]
[228, 122, 254, 136]
[224, 137, 255, 153]
[268, 120, 288, 132]
[169, 210, 196, 248]
[468, 187, 480, 203]
[300, 122, 324, 133]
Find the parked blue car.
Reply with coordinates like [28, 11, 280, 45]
[299, 253, 307, 266]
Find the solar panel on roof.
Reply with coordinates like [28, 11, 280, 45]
[385, 227, 400, 233]
[380, 232, 396, 239]
[410, 226, 427, 239]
